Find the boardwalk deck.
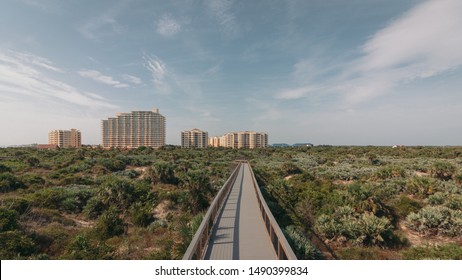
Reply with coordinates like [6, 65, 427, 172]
[203, 163, 277, 260]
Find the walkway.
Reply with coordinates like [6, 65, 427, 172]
[203, 163, 277, 260]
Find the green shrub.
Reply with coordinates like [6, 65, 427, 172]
[402, 244, 462, 260]
[315, 206, 393, 246]
[130, 202, 154, 227]
[0, 230, 36, 259]
[95, 207, 125, 239]
[0, 198, 30, 214]
[64, 232, 113, 259]
[284, 226, 323, 260]
[427, 192, 447, 205]
[83, 196, 105, 219]
[431, 161, 457, 181]
[390, 195, 422, 217]
[0, 208, 19, 231]
[406, 206, 462, 236]
[0, 173, 26, 192]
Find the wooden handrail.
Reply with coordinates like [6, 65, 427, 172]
[247, 162, 298, 260]
[182, 163, 241, 260]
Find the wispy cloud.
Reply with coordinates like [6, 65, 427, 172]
[143, 54, 169, 93]
[78, 69, 129, 88]
[0, 50, 117, 109]
[205, 0, 239, 37]
[15, 53, 64, 73]
[275, 0, 462, 106]
[275, 85, 321, 100]
[122, 74, 142, 85]
[156, 14, 181, 37]
[77, 2, 129, 40]
[345, 0, 462, 104]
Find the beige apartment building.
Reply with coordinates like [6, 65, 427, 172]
[48, 129, 81, 148]
[101, 108, 165, 148]
[181, 128, 208, 148]
[209, 131, 268, 149]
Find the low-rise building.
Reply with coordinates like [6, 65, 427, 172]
[181, 128, 208, 148]
[48, 129, 81, 148]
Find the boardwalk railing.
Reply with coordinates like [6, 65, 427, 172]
[182, 163, 242, 260]
[248, 163, 298, 260]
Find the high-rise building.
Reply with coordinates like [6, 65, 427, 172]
[209, 131, 268, 149]
[48, 129, 81, 148]
[101, 108, 165, 148]
[181, 128, 208, 148]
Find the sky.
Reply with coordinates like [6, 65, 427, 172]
[1, 0, 461, 146]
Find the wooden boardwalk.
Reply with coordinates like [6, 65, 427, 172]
[203, 163, 277, 260]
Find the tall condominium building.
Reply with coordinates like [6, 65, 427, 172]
[209, 131, 268, 149]
[49, 129, 81, 148]
[101, 108, 165, 148]
[181, 128, 208, 148]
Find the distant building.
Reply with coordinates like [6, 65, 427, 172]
[209, 136, 221, 147]
[181, 128, 208, 148]
[36, 144, 59, 150]
[101, 108, 165, 148]
[272, 143, 290, 148]
[209, 131, 268, 149]
[293, 143, 314, 147]
[48, 129, 81, 148]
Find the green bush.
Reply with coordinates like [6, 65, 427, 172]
[0, 208, 19, 231]
[0, 198, 31, 214]
[83, 196, 105, 219]
[390, 195, 422, 217]
[402, 244, 462, 260]
[431, 161, 457, 181]
[95, 207, 125, 239]
[0, 173, 26, 192]
[130, 202, 154, 227]
[64, 232, 113, 259]
[406, 206, 462, 236]
[283, 226, 323, 260]
[0, 230, 36, 259]
[315, 206, 393, 246]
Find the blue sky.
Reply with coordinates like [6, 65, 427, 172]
[1, 0, 461, 146]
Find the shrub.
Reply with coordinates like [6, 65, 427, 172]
[0, 173, 26, 192]
[406, 177, 434, 198]
[96, 176, 135, 209]
[315, 206, 393, 246]
[95, 207, 125, 239]
[64, 232, 113, 259]
[390, 195, 422, 217]
[0, 208, 19, 231]
[402, 244, 462, 260]
[431, 161, 457, 181]
[83, 196, 105, 219]
[0, 230, 36, 259]
[130, 202, 154, 227]
[0, 198, 30, 214]
[284, 226, 323, 260]
[406, 206, 462, 237]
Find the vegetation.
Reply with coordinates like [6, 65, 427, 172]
[1, 145, 462, 259]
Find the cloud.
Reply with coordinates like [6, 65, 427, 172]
[205, 0, 239, 37]
[143, 54, 169, 93]
[122, 74, 142, 85]
[78, 69, 129, 88]
[274, 85, 321, 100]
[276, 0, 462, 106]
[347, 0, 462, 104]
[0, 50, 117, 109]
[156, 14, 181, 37]
[76, 2, 130, 40]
